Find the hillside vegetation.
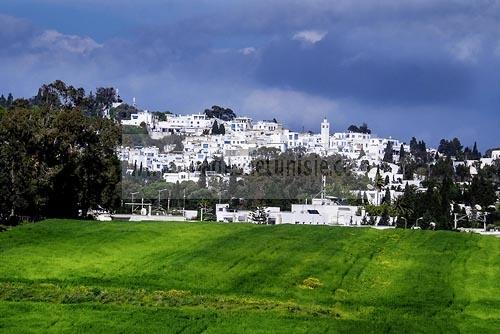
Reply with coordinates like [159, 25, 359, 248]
[0, 220, 499, 333]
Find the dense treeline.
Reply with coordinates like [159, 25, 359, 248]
[122, 147, 370, 212]
[0, 81, 121, 223]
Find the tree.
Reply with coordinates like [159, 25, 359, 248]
[0, 81, 122, 221]
[249, 206, 269, 224]
[219, 123, 225, 135]
[429, 157, 454, 182]
[95, 87, 118, 115]
[355, 191, 363, 205]
[6, 93, 13, 107]
[358, 147, 366, 159]
[359, 123, 371, 134]
[399, 144, 405, 161]
[347, 125, 359, 133]
[109, 103, 139, 121]
[466, 176, 496, 209]
[204, 105, 236, 121]
[383, 142, 394, 163]
[374, 167, 384, 205]
[347, 123, 371, 134]
[198, 169, 207, 188]
[455, 164, 470, 182]
[363, 191, 369, 204]
[211, 120, 220, 135]
[471, 142, 481, 160]
[375, 167, 384, 190]
[438, 138, 463, 158]
[382, 188, 391, 204]
[198, 200, 213, 221]
[394, 196, 413, 229]
[378, 206, 391, 226]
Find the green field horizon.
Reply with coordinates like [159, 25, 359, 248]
[0, 219, 499, 333]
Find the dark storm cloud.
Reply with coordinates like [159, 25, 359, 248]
[257, 31, 475, 107]
[0, 1, 499, 148]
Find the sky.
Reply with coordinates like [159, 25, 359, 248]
[1, 0, 499, 149]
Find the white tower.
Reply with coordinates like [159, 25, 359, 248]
[321, 118, 330, 149]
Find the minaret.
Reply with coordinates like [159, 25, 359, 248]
[321, 118, 330, 149]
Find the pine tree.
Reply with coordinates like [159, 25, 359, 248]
[219, 123, 225, 135]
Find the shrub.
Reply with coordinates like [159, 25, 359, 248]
[300, 277, 323, 289]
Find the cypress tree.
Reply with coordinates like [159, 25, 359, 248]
[383, 142, 394, 163]
[197, 169, 207, 188]
[211, 120, 219, 135]
[472, 142, 480, 159]
[6, 93, 13, 107]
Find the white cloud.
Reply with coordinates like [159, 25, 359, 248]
[241, 88, 339, 130]
[292, 30, 327, 44]
[449, 36, 481, 63]
[32, 30, 102, 54]
[239, 47, 256, 55]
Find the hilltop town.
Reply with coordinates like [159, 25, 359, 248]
[116, 101, 500, 230]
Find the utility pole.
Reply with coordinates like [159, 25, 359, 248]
[183, 189, 186, 214]
[321, 175, 326, 200]
[167, 190, 171, 212]
[158, 188, 168, 211]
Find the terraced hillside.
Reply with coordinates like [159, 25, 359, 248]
[0, 220, 499, 333]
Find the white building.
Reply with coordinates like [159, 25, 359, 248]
[216, 198, 368, 226]
[121, 110, 153, 127]
[152, 113, 214, 137]
[163, 172, 200, 184]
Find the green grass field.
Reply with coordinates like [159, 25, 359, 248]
[0, 220, 499, 333]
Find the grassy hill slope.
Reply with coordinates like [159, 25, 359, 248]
[0, 220, 499, 333]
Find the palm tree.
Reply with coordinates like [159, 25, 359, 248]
[249, 206, 269, 224]
[198, 199, 211, 221]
